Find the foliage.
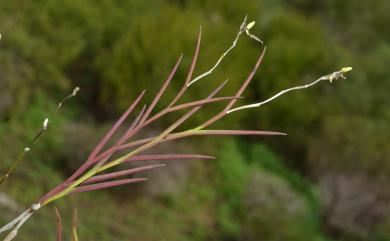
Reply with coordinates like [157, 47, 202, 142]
[0, 0, 388, 240]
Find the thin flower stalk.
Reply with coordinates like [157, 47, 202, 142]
[187, 16, 263, 86]
[227, 67, 353, 113]
[0, 87, 80, 186]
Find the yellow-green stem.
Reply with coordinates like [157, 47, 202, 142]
[42, 166, 99, 206]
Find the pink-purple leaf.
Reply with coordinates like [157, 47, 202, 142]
[84, 164, 165, 184]
[139, 54, 183, 125]
[54, 207, 62, 241]
[168, 27, 202, 107]
[71, 178, 147, 194]
[195, 129, 286, 136]
[125, 154, 215, 163]
[88, 90, 146, 161]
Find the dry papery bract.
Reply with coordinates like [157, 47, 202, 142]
[0, 17, 351, 241]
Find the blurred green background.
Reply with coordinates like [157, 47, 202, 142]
[0, 0, 389, 240]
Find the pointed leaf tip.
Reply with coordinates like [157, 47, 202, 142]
[54, 207, 62, 241]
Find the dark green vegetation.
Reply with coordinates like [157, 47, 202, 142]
[0, 0, 389, 240]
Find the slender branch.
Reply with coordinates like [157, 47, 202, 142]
[56, 87, 80, 113]
[0, 87, 80, 186]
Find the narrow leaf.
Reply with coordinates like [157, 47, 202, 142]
[88, 90, 146, 160]
[71, 178, 147, 194]
[168, 96, 242, 113]
[96, 80, 229, 162]
[65, 90, 146, 185]
[195, 129, 286, 136]
[185, 27, 202, 85]
[126, 154, 215, 162]
[168, 27, 202, 107]
[140, 54, 183, 124]
[145, 96, 240, 126]
[84, 164, 165, 184]
[118, 105, 147, 144]
[228, 46, 267, 109]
